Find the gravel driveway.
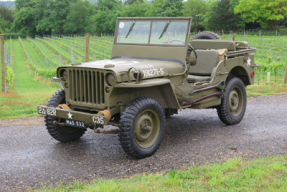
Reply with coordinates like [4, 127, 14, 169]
[1, 95, 287, 191]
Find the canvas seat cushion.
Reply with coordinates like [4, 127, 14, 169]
[189, 50, 220, 76]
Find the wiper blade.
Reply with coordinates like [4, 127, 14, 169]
[159, 20, 171, 39]
[125, 21, 135, 38]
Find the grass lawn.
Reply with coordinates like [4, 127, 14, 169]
[247, 82, 287, 97]
[35, 156, 287, 192]
[0, 40, 57, 119]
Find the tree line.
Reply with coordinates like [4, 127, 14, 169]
[0, 0, 287, 36]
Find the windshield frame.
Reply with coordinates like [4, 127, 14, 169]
[114, 17, 192, 47]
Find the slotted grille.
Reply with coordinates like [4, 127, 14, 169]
[68, 69, 105, 105]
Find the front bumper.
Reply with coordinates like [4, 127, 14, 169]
[37, 106, 108, 125]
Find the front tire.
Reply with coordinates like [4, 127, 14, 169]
[45, 89, 86, 142]
[217, 77, 247, 125]
[118, 97, 166, 159]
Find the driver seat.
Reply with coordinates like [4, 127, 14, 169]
[187, 50, 221, 84]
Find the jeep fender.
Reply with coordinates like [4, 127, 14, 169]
[225, 57, 253, 86]
[114, 79, 180, 109]
[211, 57, 253, 86]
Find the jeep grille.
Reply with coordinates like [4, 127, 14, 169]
[68, 69, 105, 105]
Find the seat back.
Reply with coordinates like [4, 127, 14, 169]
[189, 50, 219, 75]
[190, 40, 236, 51]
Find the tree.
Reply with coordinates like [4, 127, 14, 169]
[234, 0, 287, 28]
[0, 15, 9, 32]
[155, 0, 183, 17]
[64, 0, 96, 34]
[97, 0, 122, 11]
[11, 7, 37, 36]
[182, 0, 213, 32]
[207, 0, 244, 31]
[125, 0, 144, 5]
[121, 0, 150, 17]
[0, 6, 14, 32]
[93, 0, 123, 34]
[145, 0, 163, 17]
[15, 0, 33, 10]
[36, 0, 77, 34]
[0, 6, 14, 23]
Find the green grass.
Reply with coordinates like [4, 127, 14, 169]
[35, 156, 287, 192]
[0, 40, 57, 119]
[247, 83, 287, 97]
[23, 39, 45, 62]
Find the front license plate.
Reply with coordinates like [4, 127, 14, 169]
[65, 120, 86, 129]
[38, 106, 56, 116]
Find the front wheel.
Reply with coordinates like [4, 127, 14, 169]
[45, 89, 86, 142]
[217, 77, 247, 125]
[118, 97, 166, 159]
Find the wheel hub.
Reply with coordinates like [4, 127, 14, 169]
[135, 114, 153, 142]
[228, 87, 243, 116]
[134, 110, 160, 148]
[140, 120, 152, 134]
[230, 90, 239, 110]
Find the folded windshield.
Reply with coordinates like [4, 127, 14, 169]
[116, 20, 189, 45]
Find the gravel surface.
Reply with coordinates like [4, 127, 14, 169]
[1, 95, 287, 191]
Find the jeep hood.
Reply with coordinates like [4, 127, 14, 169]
[67, 58, 184, 82]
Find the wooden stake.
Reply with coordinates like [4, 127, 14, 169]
[1, 35, 5, 93]
[284, 67, 287, 84]
[232, 34, 236, 41]
[85, 33, 90, 62]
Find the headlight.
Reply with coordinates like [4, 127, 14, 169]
[106, 73, 116, 86]
[60, 70, 68, 81]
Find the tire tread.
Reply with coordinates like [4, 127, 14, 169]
[118, 97, 165, 159]
[217, 77, 246, 125]
[45, 89, 86, 143]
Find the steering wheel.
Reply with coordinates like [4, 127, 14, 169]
[169, 39, 185, 44]
[188, 44, 197, 59]
[168, 39, 197, 59]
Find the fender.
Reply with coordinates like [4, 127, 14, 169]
[114, 78, 180, 109]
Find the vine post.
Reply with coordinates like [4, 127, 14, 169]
[284, 67, 287, 84]
[85, 33, 90, 62]
[1, 35, 5, 93]
[232, 34, 236, 41]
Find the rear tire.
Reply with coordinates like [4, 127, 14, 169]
[217, 77, 246, 125]
[118, 97, 165, 159]
[45, 89, 86, 142]
[192, 31, 221, 40]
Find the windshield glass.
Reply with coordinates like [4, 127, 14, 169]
[150, 21, 188, 45]
[117, 21, 150, 44]
[116, 20, 189, 45]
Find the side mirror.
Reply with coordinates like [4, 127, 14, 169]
[187, 56, 197, 66]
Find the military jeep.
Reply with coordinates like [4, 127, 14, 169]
[38, 17, 257, 158]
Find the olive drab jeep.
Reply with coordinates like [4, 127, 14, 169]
[38, 17, 258, 159]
